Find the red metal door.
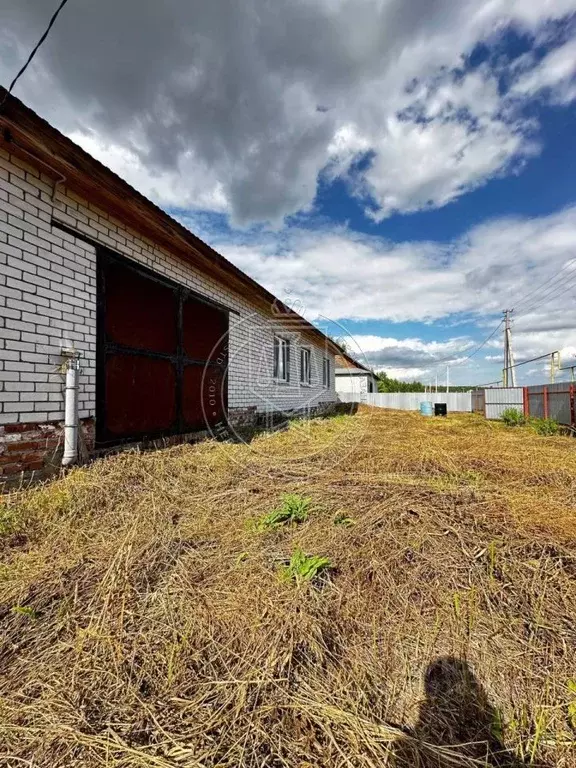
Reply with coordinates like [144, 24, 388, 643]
[97, 249, 229, 445]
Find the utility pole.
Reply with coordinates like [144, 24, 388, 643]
[502, 309, 516, 387]
[550, 351, 561, 383]
[446, 365, 450, 394]
[435, 372, 438, 393]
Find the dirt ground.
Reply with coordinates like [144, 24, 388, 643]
[0, 407, 575, 767]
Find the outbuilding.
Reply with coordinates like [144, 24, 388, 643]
[0, 91, 340, 483]
[334, 353, 379, 399]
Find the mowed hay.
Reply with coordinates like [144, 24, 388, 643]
[0, 408, 575, 767]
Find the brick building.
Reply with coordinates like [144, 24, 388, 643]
[0, 91, 339, 483]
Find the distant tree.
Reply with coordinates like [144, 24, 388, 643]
[377, 372, 425, 393]
[376, 371, 472, 393]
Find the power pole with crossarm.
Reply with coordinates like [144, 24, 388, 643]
[502, 309, 516, 387]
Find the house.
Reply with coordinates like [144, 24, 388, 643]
[0, 90, 340, 482]
[334, 353, 379, 399]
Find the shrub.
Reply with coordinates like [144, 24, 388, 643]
[529, 417, 560, 436]
[255, 494, 312, 532]
[501, 408, 526, 427]
[501, 409, 561, 436]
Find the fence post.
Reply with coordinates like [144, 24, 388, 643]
[523, 387, 529, 418]
[571, 384, 575, 428]
[544, 386, 549, 419]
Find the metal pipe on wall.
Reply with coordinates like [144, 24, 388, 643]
[62, 349, 81, 467]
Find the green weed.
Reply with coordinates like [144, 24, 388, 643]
[0, 505, 19, 536]
[567, 680, 576, 730]
[11, 606, 37, 620]
[501, 408, 526, 427]
[488, 539, 499, 581]
[279, 547, 332, 585]
[491, 708, 505, 742]
[333, 510, 355, 527]
[501, 408, 560, 436]
[255, 494, 312, 532]
[529, 418, 560, 436]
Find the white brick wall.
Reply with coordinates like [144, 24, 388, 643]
[0, 148, 336, 429]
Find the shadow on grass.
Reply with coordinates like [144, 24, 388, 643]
[396, 657, 543, 767]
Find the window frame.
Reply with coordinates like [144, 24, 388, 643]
[273, 335, 291, 383]
[322, 357, 331, 388]
[300, 346, 312, 386]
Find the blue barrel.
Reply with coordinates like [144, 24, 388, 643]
[419, 401, 434, 417]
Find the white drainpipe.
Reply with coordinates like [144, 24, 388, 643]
[62, 349, 81, 467]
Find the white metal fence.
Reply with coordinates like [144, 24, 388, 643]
[339, 384, 576, 424]
[338, 392, 472, 412]
[484, 387, 524, 420]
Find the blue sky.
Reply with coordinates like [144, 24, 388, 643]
[2, 0, 576, 384]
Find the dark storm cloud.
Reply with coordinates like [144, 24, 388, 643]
[1, 0, 575, 223]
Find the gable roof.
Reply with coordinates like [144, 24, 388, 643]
[0, 88, 342, 355]
[335, 353, 375, 374]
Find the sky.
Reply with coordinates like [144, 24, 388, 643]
[2, 0, 576, 385]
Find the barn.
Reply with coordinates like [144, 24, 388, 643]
[0, 91, 339, 483]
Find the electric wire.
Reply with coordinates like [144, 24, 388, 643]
[0, 0, 72, 111]
[516, 276, 576, 317]
[514, 257, 576, 312]
[433, 319, 503, 367]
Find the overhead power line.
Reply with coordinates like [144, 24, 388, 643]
[514, 257, 576, 313]
[458, 319, 504, 363]
[506, 350, 560, 371]
[516, 275, 576, 317]
[429, 319, 504, 369]
[0, 0, 72, 112]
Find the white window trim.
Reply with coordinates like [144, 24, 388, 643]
[274, 335, 290, 383]
[322, 357, 331, 388]
[300, 346, 312, 386]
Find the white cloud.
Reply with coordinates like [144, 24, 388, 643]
[1, 0, 575, 224]
[512, 38, 576, 105]
[187, 205, 576, 383]
[204, 205, 576, 325]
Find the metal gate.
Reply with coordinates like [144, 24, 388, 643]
[96, 249, 229, 446]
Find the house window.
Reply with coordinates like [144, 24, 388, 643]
[322, 357, 331, 387]
[300, 347, 311, 385]
[274, 336, 290, 382]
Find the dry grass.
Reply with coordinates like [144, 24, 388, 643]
[0, 407, 575, 767]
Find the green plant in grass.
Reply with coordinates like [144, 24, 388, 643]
[11, 605, 37, 619]
[279, 547, 332, 585]
[501, 408, 526, 427]
[0, 505, 19, 536]
[529, 417, 560, 436]
[333, 510, 355, 527]
[567, 680, 576, 730]
[501, 409, 560, 436]
[255, 494, 312, 532]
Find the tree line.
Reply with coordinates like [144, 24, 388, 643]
[377, 372, 471, 393]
